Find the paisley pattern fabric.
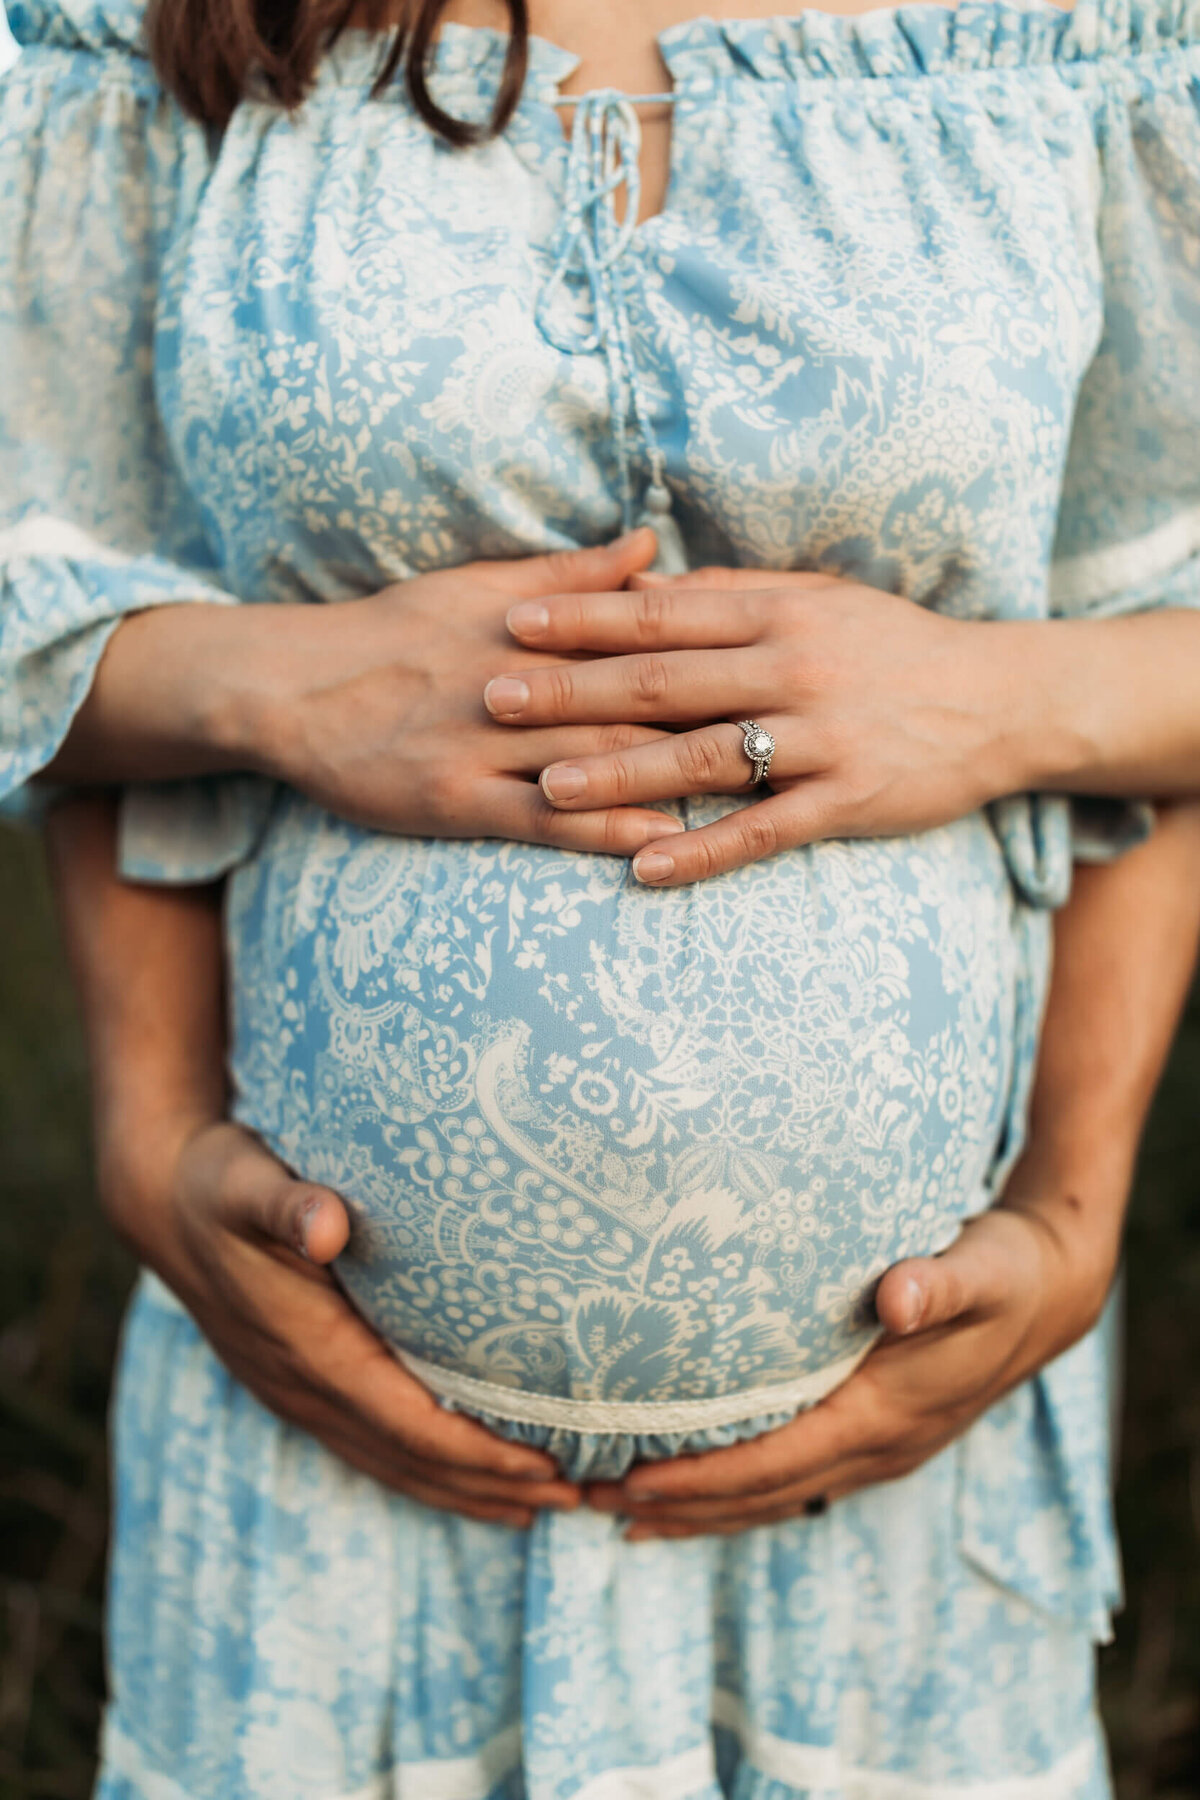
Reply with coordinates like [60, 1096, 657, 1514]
[226, 792, 1039, 1449]
[4, 0, 1200, 1791]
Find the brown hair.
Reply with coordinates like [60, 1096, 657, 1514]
[147, 0, 529, 143]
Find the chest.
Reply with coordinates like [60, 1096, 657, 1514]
[158, 60, 1103, 609]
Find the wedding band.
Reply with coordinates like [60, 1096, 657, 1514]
[737, 719, 776, 785]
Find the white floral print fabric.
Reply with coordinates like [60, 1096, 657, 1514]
[3, 0, 1200, 1792]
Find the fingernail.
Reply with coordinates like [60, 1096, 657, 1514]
[293, 1195, 323, 1258]
[506, 602, 550, 638]
[484, 676, 530, 717]
[632, 571, 669, 586]
[541, 764, 586, 801]
[898, 1277, 925, 1334]
[632, 853, 674, 884]
[613, 526, 653, 549]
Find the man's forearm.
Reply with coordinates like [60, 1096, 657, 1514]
[43, 793, 228, 1212]
[1003, 800, 1200, 1312]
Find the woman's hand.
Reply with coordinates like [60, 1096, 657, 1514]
[51, 530, 683, 858]
[112, 1116, 581, 1528]
[491, 567, 1054, 884]
[256, 531, 684, 851]
[585, 1185, 1112, 1539]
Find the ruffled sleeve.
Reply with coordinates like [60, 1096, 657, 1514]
[994, 20, 1200, 905]
[1051, 21, 1200, 621]
[0, 0, 241, 813]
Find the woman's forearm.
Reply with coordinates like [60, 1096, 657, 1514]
[41, 602, 323, 785]
[40, 583, 1200, 836]
[1001, 610, 1200, 798]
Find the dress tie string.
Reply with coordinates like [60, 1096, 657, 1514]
[534, 90, 688, 573]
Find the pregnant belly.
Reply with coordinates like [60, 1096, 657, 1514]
[226, 794, 1042, 1429]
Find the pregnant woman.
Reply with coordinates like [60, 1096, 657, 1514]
[5, 0, 1200, 1792]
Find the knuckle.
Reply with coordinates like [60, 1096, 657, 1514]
[630, 654, 671, 707]
[542, 664, 577, 715]
[425, 765, 464, 816]
[599, 805, 635, 852]
[677, 732, 726, 787]
[737, 809, 781, 862]
[602, 757, 636, 803]
[632, 585, 671, 644]
[557, 595, 586, 639]
[689, 832, 727, 880]
[932, 1268, 970, 1320]
[597, 720, 647, 754]
[541, 550, 578, 588]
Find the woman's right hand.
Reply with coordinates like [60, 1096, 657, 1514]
[260, 528, 682, 850]
[52, 529, 683, 855]
[109, 1112, 582, 1526]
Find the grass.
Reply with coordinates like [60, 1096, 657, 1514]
[0, 827, 1197, 1799]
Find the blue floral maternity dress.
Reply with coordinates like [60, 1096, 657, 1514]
[4, 0, 1200, 1791]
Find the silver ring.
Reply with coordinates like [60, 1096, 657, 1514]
[737, 719, 776, 786]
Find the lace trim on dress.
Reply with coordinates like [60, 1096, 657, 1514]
[392, 1339, 877, 1431]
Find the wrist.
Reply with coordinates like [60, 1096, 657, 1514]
[93, 1088, 213, 1257]
[980, 620, 1100, 795]
[189, 603, 325, 779]
[999, 1133, 1131, 1335]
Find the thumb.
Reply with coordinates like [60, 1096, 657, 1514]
[516, 527, 658, 597]
[875, 1231, 1000, 1336]
[189, 1123, 352, 1264]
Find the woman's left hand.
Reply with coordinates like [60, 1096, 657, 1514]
[584, 1175, 1118, 1540]
[488, 566, 1042, 885]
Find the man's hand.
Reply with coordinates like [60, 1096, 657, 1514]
[113, 1115, 580, 1526]
[46, 792, 580, 1527]
[587, 1185, 1109, 1538]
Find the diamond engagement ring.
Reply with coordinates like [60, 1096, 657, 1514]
[737, 720, 776, 785]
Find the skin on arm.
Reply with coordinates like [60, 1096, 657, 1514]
[585, 800, 1200, 1535]
[44, 792, 583, 1525]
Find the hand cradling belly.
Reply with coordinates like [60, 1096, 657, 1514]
[226, 793, 1034, 1438]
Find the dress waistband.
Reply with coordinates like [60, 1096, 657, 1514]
[392, 1338, 878, 1433]
[137, 1270, 876, 1434]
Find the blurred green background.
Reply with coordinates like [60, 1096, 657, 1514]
[0, 826, 1198, 1800]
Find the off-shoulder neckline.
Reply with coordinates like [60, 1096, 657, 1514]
[11, 0, 1200, 82]
[320, 0, 1200, 93]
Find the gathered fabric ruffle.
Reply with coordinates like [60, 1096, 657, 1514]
[658, 0, 1200, 85]
[12, 0, 1200, 79]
